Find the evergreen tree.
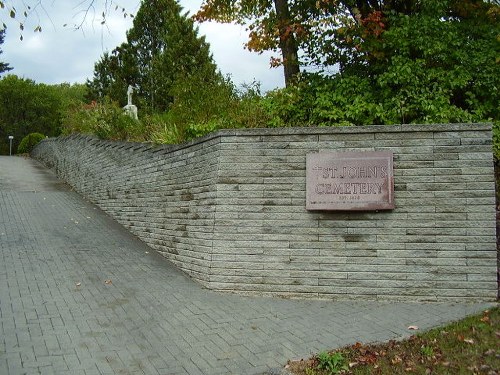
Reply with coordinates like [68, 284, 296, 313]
[0, 29, 12, 75]
[87, 0, 219, 113]
[86, 44, 140, 107]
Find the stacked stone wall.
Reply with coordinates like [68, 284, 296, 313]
[32, 124, 498, 301]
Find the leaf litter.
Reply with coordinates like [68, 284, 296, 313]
[285, 307, 499, 375]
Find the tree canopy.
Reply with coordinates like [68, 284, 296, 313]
[1, 0, 498, 150]
[261, 0, 499, 127]
[195, 0, 499, 88]
[0, 75, 85, 154]
[195, 0, 304, 86]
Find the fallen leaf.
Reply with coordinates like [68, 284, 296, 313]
[358, 353, 378, 364]
[480, 316, 490, 323]
[104, 279, 112, 285]
[76, 282, 81, 287]
[442, 361, 450, 367]
[408, 325, 419, 330]
[484, 349, 495, 356]
[391, 355, 402, 365]
[464, 338, 475, 345]
[285, 358, 302, 367]
[349, 362, 358, 368]
[457, 334, 465, 342]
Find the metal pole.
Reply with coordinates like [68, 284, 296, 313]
[8, 136, 13, 156]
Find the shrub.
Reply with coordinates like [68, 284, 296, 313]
[145, 113, 184, 145]
[184, 120, 220, 141]
[61, 97, 146, 142]
[17, 132, 46, 154]
[492, 121, 500, 161]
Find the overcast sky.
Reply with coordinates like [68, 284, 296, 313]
[1, 0, 285, 92]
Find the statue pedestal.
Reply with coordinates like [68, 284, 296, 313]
[123, 104, 138, 120]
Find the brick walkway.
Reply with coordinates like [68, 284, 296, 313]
[0, 156, 494, 375]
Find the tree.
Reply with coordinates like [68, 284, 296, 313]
[194, 0, 306, 87]
[263, 0, 499, 126]
[0, 29, 12, 74]
[313, 0, 499, 122]
[87, 0, 220, 113]
[0, 75, 85, 154]
[301, 0, 499, 70]
[194, 0, 500, 88]
[86, 45, 139, 107]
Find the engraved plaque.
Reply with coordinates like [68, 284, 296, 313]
[306, 151, 394, 211]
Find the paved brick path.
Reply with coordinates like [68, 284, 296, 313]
[0, 156, 495, 375]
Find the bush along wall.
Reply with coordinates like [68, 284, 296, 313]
[32, 123, 498, 302]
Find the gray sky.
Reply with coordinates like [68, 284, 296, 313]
[1, 0, 285, 92]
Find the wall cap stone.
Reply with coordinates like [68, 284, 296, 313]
[39, 123, 492, 156]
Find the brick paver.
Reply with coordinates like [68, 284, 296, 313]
[0, 155, 495, 375]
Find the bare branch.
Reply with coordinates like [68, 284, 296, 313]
[0, 0, 136, 37]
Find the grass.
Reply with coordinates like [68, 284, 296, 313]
[286, 307, 499, 375]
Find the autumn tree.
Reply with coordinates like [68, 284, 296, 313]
[195, 0, 306, 87]
[263, 0, 500, 127]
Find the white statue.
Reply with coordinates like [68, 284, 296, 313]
[123, 85, 138, 120]
[127, 85, 134, 106]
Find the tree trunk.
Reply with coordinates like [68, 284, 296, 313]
[273, 0, 300, 87]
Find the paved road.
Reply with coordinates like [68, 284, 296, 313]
[0, 155, 495, 375]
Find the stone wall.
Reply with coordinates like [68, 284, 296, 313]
[32, 124, 498, 301]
